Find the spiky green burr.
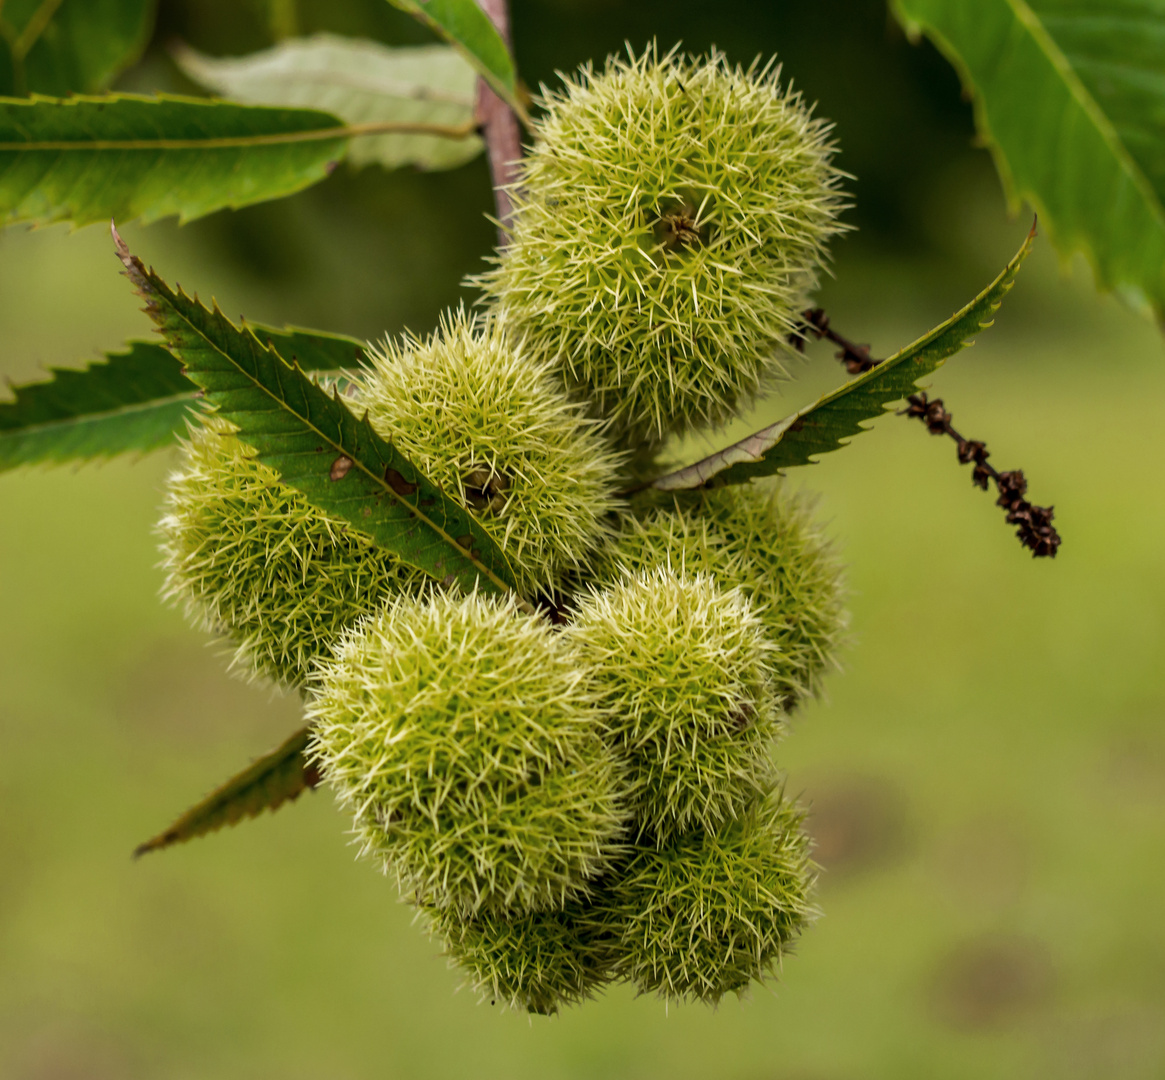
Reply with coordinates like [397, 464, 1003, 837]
[603, 481, 847, 708]
[567, 568, 780, 842]
[354, 308, 623, 597]
[424, 897, 615, 1014]
[308, 590, 629, 913]
[478, 44, 847, 447]
[158, 415, 424, 689]
[606, 789, 815, 1004]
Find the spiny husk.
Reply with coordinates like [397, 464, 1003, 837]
[308, 590, 630, 913]
[566, 567, 780, 843]
[604, 788, 815, 1004]
[158, 414, 424, 689]
[602, 480, 848, 708]
[424, 896, 615, 1015]
[354, 308, 624, 598]
[477, 43, 848, 447]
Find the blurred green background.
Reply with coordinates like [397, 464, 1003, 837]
[2, 1, 1164, 1077]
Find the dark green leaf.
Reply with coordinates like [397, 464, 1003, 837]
[650, 224, 1035, 491]
[134, 726, 318, 857]
[385, 0, 528, 122]
[891, 0, 1165, 320]
[0, 94, 350, 227]
[0, 325, 369, 473]
[0, 341, 189, 471]
[0, 0, 154, 96]
[114, 225, 523, 602]
[174, 35, 483, 171]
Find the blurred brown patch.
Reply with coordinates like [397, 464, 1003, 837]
[802, 774, 910, 881]
[929, 934, 1055, 1031]
[1105, 729, 1165, 806]
[934, 814, 1030, 913]
[8, 1019, 140, 1080]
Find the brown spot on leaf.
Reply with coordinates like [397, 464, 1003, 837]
[384, 467, 418, 496]
[457, 535, 474, 549]
[330, 455, 353, 481]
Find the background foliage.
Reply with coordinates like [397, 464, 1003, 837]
[0, 0, 1163, 1076]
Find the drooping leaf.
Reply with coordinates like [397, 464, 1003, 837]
[384, 0, 527, 122]
[0, 324, 369, 473]
[0, 94, 351, 227]
[134, 726, 318, 857]
[649, 224, 1035, 491]
[891, 0, 1165, 320]
[0, 0, 154, 97]
[174, 35, 483, 172]
[114, 226, 523, 601]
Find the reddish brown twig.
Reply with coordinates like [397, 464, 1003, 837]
[902, 392, 1061, 558]
[474, 0, 523, 242]
[795, 307, 878, 373]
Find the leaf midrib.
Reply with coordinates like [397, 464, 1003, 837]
[167, 298, 517, 599]
[0, 118, 477, 152]
[1000, 0, 1165, 229]
[0, 389, 195, 437]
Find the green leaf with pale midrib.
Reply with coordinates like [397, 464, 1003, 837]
[174, 35, 484, 172]
[0, 93, 350, 226]
[649, 225, 1034, 491]
[0, 0, 154, 97]
[134, 726, 317, 857]
[891, 0, 1165, 319]
[0, 325, 369, 473]
[385, 0, 528, 122]
[114, 227, 522, 601]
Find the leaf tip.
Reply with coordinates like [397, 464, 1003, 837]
[132, 832, 172, 859]
[111, 220, 148, 290]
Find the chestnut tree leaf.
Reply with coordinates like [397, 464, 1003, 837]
[384, 0, 527, 121]
[0, 93, 352, 227]
[114, 226, 523, 602]
[173, 35, 483, 171]
[649, 224, 1035, 491]
[891, 0, 1165, 320]
[0, 325, 368, 473]
[134, 727, 317, 857]
[0, 0, 154, 97]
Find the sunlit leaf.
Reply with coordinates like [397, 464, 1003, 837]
[174, 35, 483, 171]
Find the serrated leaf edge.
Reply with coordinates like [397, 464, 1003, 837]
[112, 223, 527, 608]
[649, 222, 1036, 491]
[133, 726, 317, 857]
